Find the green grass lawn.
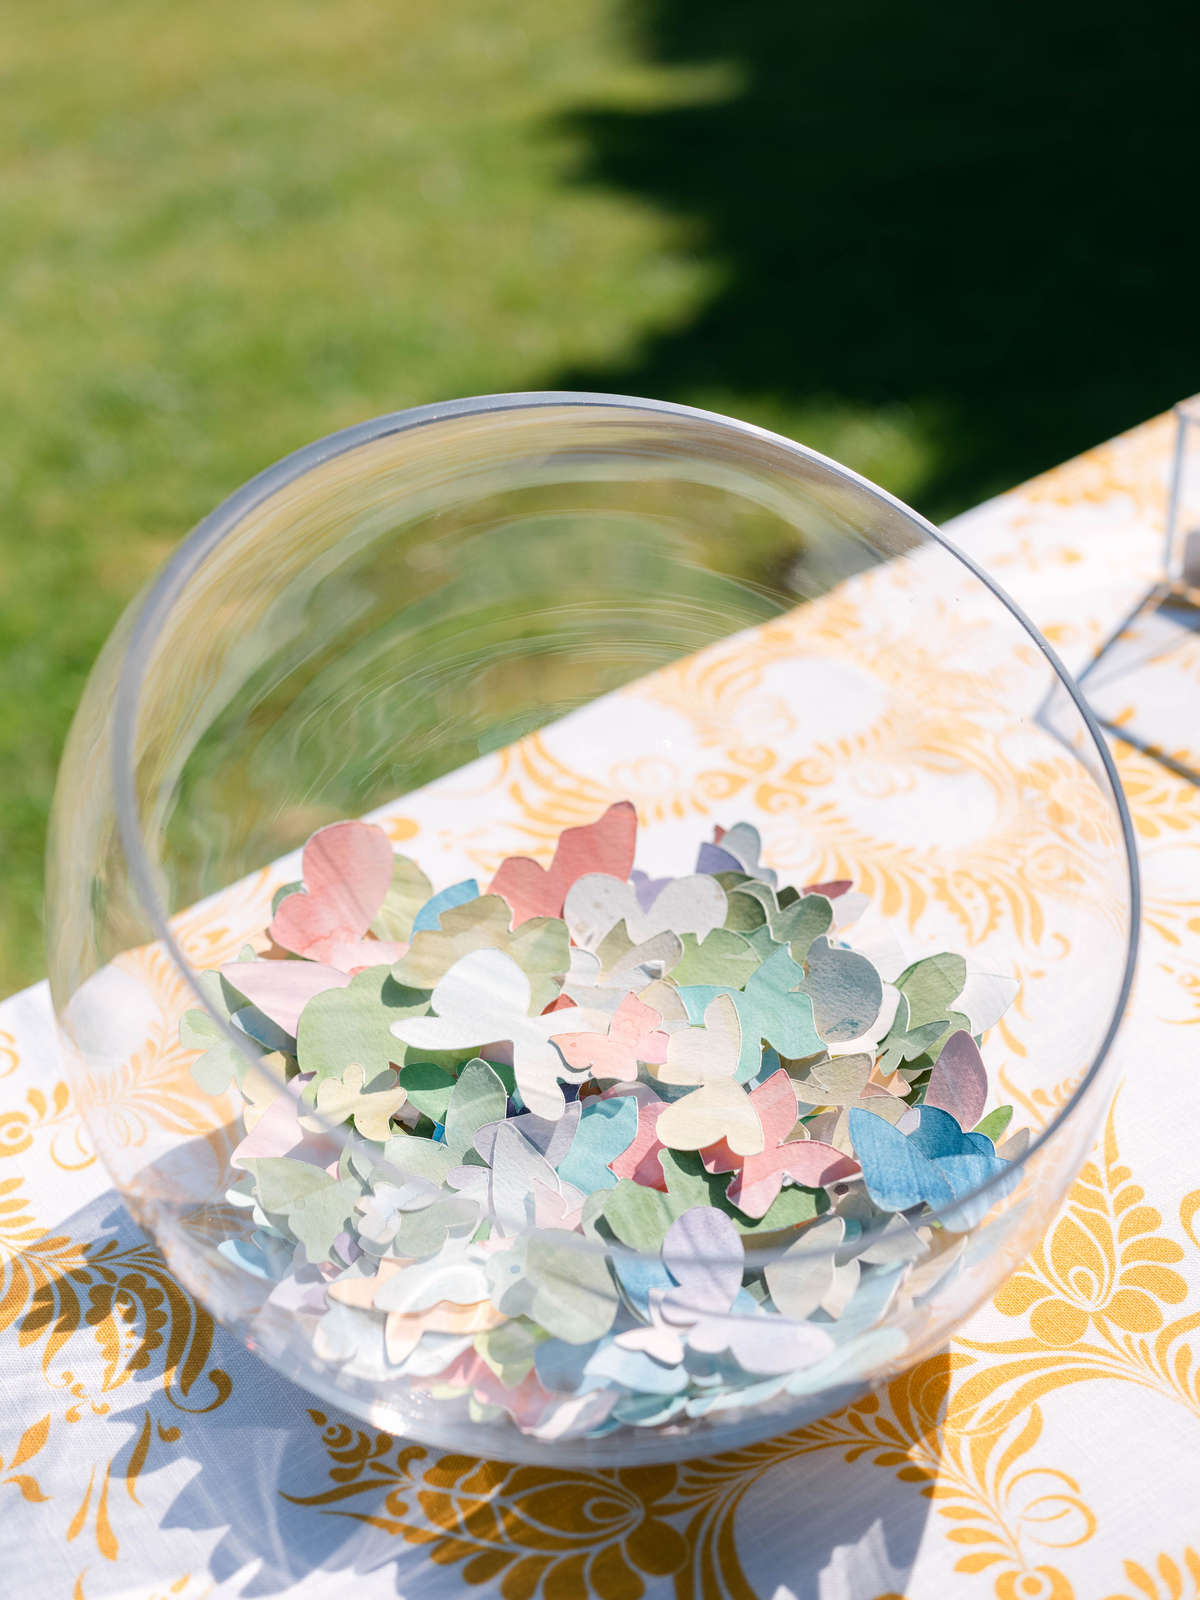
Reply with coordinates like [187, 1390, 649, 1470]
[2, 0, 1195, 994]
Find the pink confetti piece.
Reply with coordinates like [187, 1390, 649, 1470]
[326, 1256, 407, 1309]
[606, 1092, 669, 1190]
[269, 820, 406, 970]
[924, 1029, 988, 1128]
[383, 1298, 508, 1365]
[489, 801, 637, 925]
[230, 1077, 343, 1171]
[550, 991, 669, 1083]
[802, 878, 853, 899]
[701, 1069, 859, 1218]
[221, 958, 351, 1036]
[435, 1350, 558, 1429]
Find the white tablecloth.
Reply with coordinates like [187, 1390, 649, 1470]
[3, 407, 1198, 1600]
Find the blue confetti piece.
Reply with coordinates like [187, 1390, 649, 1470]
[678, 944, 824, 1080]
[216, 1236, 275, 1280]
[411, 879, 480, 933]
[554, 1096, 639, 1194]
[611, 1254, 674, 1319]
[696, 841, 744, 876]
[848, 1104, 1008, 1215]
[587, 1341, 689, 1395]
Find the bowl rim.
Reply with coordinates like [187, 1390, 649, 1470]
[107, 389, 1141, 1262]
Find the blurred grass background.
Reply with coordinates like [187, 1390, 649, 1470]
[2, 0, 1196, 992]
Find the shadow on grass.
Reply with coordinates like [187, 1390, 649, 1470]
[552, 0, 1199, 519]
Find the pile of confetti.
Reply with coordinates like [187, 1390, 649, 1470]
[183, 803, 1025, 1441]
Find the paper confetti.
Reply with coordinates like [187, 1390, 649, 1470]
[268, 820, 407, 971]
[182, 804, 1020, 1444]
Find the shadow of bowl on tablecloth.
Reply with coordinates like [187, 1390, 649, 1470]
[20, 1180, 948, 1599]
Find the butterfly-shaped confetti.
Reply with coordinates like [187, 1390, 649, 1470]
[617, 1208, 832, 1374]
[269, 820, 408, 970]
[298, 1062, 410, 1143]
[792, 1053, 913, 1151]
[849, 1104, 1009, 1222]
[563, 870, 726, 950]
[192, 799, 1021, 1445]
[652, 996, 767, 1156]
[295, 965, 426, 1085]
[220, 957, 351, 1038]
[392, 893, 570, 1013]
[696, 822, 778, 887]
[490, 801, 637, 924]
[389, 947, 601, 1119]
[700, 1069, 859, 1217]
[678, 944, 824, 1080]
[549, 992, 669, 1083]
[798, 936, 884, 1044]
[924, 1029, 989, 1128]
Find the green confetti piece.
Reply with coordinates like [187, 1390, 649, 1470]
[776, 894, 834, 960]
[390, 1196, 479, 1257]
[379, 1131, 458, 1185]
[474, 1317, 547, 1385]
[896, 952, 967, 1029]
[180, 970, 262, 1094]
[973, 1105, 1014, 1143]
[295, 966, 427, 1084]
[521, 1234, 619, 1344]
[671, 927, 762, 988]
[180, 1007, 252, 1095]
[370, 854, 433, 943]
[876, 984, 967, 1076]
[241, 1158, 359, 1262]
[392, 893, 569, 1013]
[403, 1048, 517, 1100]
[396, 1061, 457, 1123]
[722, 886, 768, 934]
[442, 1059, 509, 1161]
[600, 1150, 827, 1251]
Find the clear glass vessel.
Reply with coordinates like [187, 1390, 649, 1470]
[46, 393, 1138, 1466]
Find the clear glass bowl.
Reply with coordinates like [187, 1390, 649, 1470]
[46, 393, 1138, 1466]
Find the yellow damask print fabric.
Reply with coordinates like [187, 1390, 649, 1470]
[1, 405, 1197, 1599]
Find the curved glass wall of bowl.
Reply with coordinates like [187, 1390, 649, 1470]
[45, 395, 1137, 1465]
[1042, 395, 1200, 783]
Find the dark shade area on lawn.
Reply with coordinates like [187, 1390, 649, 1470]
[554, 0, 1200, 520]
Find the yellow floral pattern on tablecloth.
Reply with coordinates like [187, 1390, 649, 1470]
[271, 1092, 1200, 1600]
[2, 403, 1200, 1599]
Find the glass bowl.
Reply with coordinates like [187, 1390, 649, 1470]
[46, 393, 1138, 1466]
